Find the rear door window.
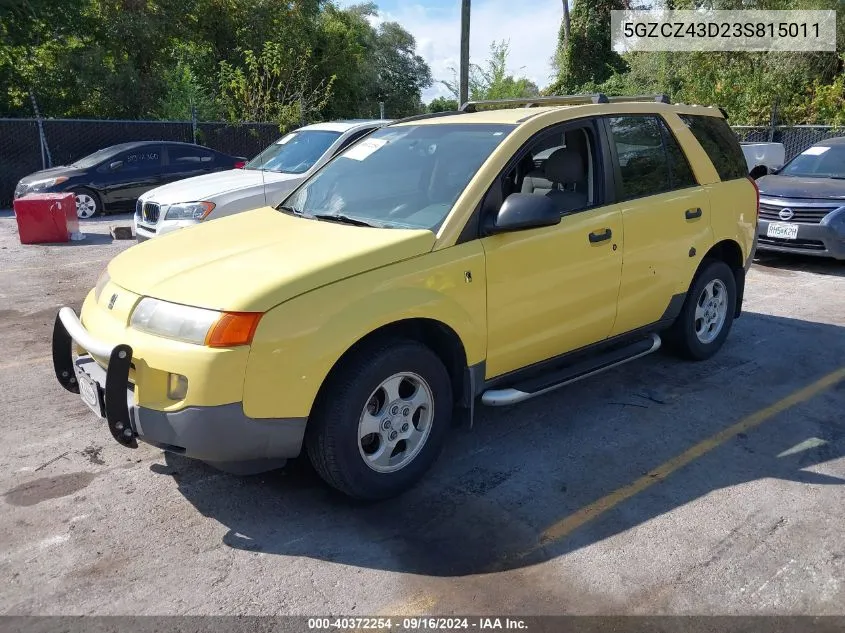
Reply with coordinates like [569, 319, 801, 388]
[679, 114, 747, 181]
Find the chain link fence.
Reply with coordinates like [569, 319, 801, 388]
[2, 117, 845, 209]
[0, 118, 282, 209]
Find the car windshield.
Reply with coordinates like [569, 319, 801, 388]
[281, 123, 515, 230]
[245, 130, 341, 174]
[779, 144, 845, 179]
[71, 146, 120, 168]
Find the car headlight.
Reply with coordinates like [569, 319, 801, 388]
[164, 201, 215, 221]
[93, 268, 110, 302]
[21, 176, 69, 194]
[130, 297, 262, 347]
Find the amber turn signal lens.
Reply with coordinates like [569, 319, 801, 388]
[205, 312, 262, 348]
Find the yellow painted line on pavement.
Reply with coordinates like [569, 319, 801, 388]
[0, 258, 109, 274]
[538, 366, 845, 546]
[0, 356, 51, 371]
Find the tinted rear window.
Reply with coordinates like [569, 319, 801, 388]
[680, 114, 747, 181]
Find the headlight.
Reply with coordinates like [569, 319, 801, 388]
[164, 201, 215, 221]
[130, 297, 262, 347]
[93, 268, 110, 302]
[21, 176, 69, 194]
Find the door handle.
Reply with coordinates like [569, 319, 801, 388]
[685, 207, 703, 220]
[588, 228, 612, 243]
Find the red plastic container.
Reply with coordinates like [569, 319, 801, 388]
[13, 193, 76, 244]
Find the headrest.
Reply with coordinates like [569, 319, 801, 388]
[544, 148, 584, 184]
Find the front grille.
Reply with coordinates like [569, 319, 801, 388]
[759, 202, 839, 224]
[759, 237, 826, 251]
[142, 201, 160, 223]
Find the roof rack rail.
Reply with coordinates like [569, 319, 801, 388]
[388, 110, 464, 125]
[459, 93, 671, 112]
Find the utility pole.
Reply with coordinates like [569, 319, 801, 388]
[459, 0, 471, 107]
[561, 0, 570, 45]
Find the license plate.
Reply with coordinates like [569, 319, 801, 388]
[767, 222, 799, 240]
[75, 366, 104, 418]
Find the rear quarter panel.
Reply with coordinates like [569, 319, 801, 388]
[662, 112, 756, 264]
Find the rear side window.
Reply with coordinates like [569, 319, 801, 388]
[680, 114, 747, 181]
[607, 116, 670, 200]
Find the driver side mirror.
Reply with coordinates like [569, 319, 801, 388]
[486, 193, 561, 235]
[109, 160, 123, 171]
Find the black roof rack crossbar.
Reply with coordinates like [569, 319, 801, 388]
[459, 93, 671, 112]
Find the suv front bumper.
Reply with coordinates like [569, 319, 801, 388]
[52, 307, 307, 473]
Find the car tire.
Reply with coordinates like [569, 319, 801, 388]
[665, 259, 737, 361]
[72, 188, 102, 219]
[306, 339, 453, 500]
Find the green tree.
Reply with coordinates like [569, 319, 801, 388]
[218, 41, 335, 127]
[368, 22, 432, 117]
[428, 97, 459, 112]
[442, 41, 539, 103]
[551, 0, 627, 94]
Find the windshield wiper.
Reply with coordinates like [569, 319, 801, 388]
[312, 213, 381, 228]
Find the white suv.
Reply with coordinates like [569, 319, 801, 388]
[134, 119, 389, 241]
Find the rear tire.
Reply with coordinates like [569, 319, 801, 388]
[306, 339, 453, 500]
[72, 188, 102, 219]
[665, 260, 737, 361]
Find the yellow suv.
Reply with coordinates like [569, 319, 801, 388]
[52, 94, 758, 499]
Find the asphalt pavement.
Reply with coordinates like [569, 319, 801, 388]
[1, 211, 844, 615]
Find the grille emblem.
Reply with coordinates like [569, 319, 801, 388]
[108, 293, 118, 309]
[778, 208, 794, 220]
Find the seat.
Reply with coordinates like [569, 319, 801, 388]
[522, 148, 588, 213]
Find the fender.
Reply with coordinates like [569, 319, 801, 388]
[242, 241, 487, 419]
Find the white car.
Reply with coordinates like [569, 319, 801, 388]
[134, 119, 389, 241]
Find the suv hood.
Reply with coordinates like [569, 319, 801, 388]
[757, 174, 845, 200]
[142, 169, 300, 204]
[109, 207, 436, 311]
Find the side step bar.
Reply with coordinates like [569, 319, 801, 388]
[481, 333, 661, 406]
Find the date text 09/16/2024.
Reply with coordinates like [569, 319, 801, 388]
[306, 617, 529, 631]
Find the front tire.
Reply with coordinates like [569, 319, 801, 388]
[72, 188, 101, 219]
[665, 260, 737, 361]
[306, 340, 453, 500]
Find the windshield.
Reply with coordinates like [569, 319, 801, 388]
[282, 123, 514, 230]
[780, 144, 845, 179]
[245, 130, 341, 174]
[72, 146, 120, 168]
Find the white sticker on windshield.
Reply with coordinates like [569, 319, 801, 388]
[343, 138, 387, 161]
[277, 133, 295, 145]
[802, 146, 830, 156]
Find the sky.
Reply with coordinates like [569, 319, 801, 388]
[336, 0, 564, 103]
